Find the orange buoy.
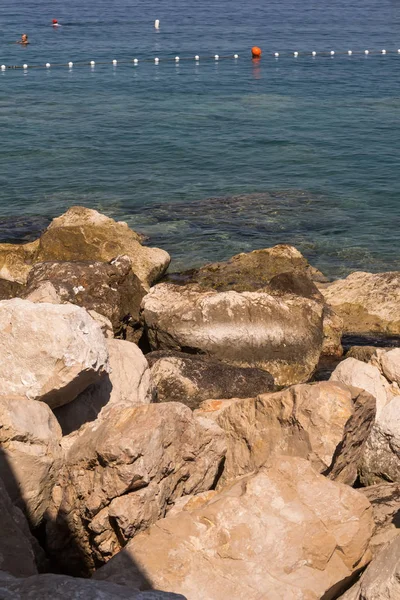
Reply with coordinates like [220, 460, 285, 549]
[251, 46, 262, 58]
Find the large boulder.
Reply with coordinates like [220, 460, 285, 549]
[54, 338, 154, 435]
[359, 396, 400, 485]
[0, 571, 186, 600]
[142, 283, 324, 386]
[24, 256, 147, 339]
[94, 456, 373, 600]
[330, 357, 397, 417]
[0, 299, 109, 408]
[0, 396, 62, 527]
[46, 402, 226, 575]
[361, 483, 400, 554]
[320, 271, 400, 334]
[195, 381, 356, 485]
[338, 535, 400, 600]
[380, 348, 400, 387]
[0, 478, 38, 578]
[148, 350, 274, 409]
[0, 207, 170, 289]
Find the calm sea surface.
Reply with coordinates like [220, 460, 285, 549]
[0, 0, 399, 276]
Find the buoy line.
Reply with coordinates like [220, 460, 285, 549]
[1, 48, 400, 71]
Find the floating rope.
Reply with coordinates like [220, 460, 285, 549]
[1, 48, 400, 71]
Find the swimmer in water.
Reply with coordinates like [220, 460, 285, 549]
[52, 19, 62, 27]
[17, 33, 29, 45]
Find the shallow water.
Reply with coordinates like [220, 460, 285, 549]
[1, 0, 400, 276]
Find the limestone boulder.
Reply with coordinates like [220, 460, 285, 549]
[0, 571, 186, 600]
[195, 381, 357, 486]
[380, 348, 400, 386]
[147, 350, 274, 409]
[46, 402, 226, 575]
[54, 339, 154, 435]
[142, 282, 324, 386]
[359, 396, 400, 485]
[320, 271, 400, 334]
[94, 456, 373, 600]
[338, 535, 400, 600]
[330, 357, 396, 417]
[0, 299, 109, 408]
[0, 478, 38, 578]
[361, 483, 400, 554]
[0, 396, 62, 527]
[24, 255, 147, 338]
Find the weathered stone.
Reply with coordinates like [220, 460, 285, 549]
[326, 389, 376, 485]
[94, 456, 373, 600]
[148, 351, 274, 409]
[87, 310, 114, 338]
[0, 299, 109, 409]
[361, 483, 400, 554]
[0, 240, 38, 284]
[0, 396, 62, 527]
[330, 357, 396, 417]
[322, 304, 344, 357]
[142, 282, 324, 387]
[338, 535, 400, 600]
[54, 339, 154, 435]
[24, 280, 62, 304]
[345, 346, 387, 363]
[168, 244, 327, 292]
[196, 381, 356, 486]
[320, 271, 400, 335]
[380, 348, 400, 387]
[24, 255, 147, 338]
[360, 396, 400, 485]
[0, 278, 24, 301]
[0, 571, 186, 599]
[46, 403, 226, 575]
[0, 479, 38, 577]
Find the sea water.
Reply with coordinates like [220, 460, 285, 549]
[0, 0, 399, 277]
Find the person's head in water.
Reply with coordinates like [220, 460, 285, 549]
[52, 19, 61, 27]
[19, 33, 29, 44]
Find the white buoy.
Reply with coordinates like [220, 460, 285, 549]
[155, 57, 159, 64]
[398, 49, 400, 53]
[46, 63, 51, 68]
[382, 49, 386, 54]
[215, 54, 219, 60]
[365, 50, 369, 55]
[348, 50, 352, 55]
[90, 60, 95, 66]
[312, 51, 316, 56]
[154, 19, 160, 29]
[294, 51, 298, 57]
[112, 59, 117, 65]
[195, 55, 199, 61]
[133, 58, 138, 65]
[1, 65, 6, 71]
[234, 54, 239, 59]
[68, 61, 73, 68]
[330, 50, 335, 55]
[23, 64, 28, 69]
[175, 56, 180, 62]
[274, 52, 279, 57]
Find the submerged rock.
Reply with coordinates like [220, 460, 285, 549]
[94, 456, 373, 600]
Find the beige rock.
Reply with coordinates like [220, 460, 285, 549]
[87, 310, 114, 338]
[195, 381, 355, 485]
[0, 396, 62, 527]
[0, 240, 38, 284]
[142, 282, 324, 386]
[46, 402, 226, 575]
[360, 396, 400, 485]
[0, 299, 109, 409]
[330, 357, 396, 417]
[54, 338, 154, 435]
[24, 281, 61, 304]
[361, 483, 400, 555]
[380, 348, 400, 386]
[0, 571, 186, 599]
[322, 304, 344, 357]
[320, 271, 400, 334]
[94, 456, 373, 600]
[338, 535, 400, 600]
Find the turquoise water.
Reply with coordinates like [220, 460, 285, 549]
[1, 0, 400, 277]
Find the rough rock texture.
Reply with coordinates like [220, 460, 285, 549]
[0, 207, 170, 288]
[360, 396, 400, 485]
[0, 479, 38, 577]
[24, 280, 62, 304]
[330, 357, 396, 417]
[345, 346, 387, 364]
[339, 535, 400, 600]
[0, 572, 186, 600]
[380, 348, 400, 387]
[142, 283, 324, 386]
[147, 350, 275, 409]
[46, 403, 226, 575]
[0, 299, 109, 409]
[195, 381, 356, 486]
[322, 304, 344, 358]
[326, 389, 377, 485]
[0, 278, 24, 301]
[54, 339, 154, 435]
[320, 271, 400, 335]
[94, 456, 373, 600]
[361, 483, 400, 554]
[0, 396, 62, 527]
[24, 255, 147, 338]
[167, 244, 327, 291]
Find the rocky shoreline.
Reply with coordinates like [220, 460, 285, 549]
[0, 206, 399, 599]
